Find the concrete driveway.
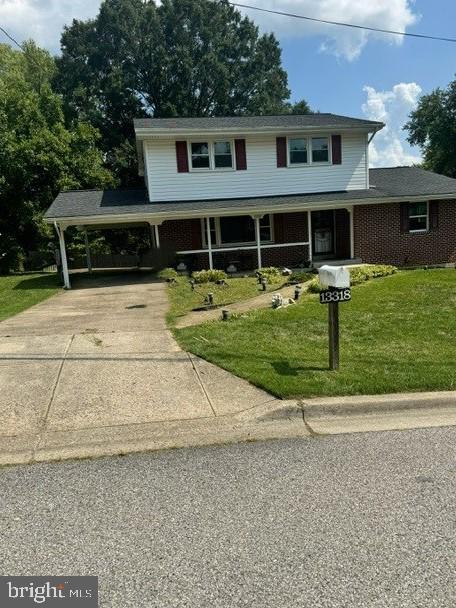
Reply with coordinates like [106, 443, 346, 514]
[0, 272, 276, 464]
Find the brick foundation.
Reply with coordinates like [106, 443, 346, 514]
[354, 200, 456, 266]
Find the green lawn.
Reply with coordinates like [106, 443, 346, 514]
[176, 269, 456, 398]
[167, 275, 295, 324]
[0, 273, 60, 322]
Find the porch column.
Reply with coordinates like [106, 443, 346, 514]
[307, 211, 313, 266]
[54, 222, 71, 289]
[253, 215, 262, 270]
[84, 229, 92, 273]
[348, 206, 355, 259]
[206, 218, 213, 270]
[154, 224, 160, 249]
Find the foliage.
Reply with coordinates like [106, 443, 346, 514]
[55, 0, 309, 184]
[405, 78, 456, 177]
[176, 269, 455, 397]
[158, 267, 179, 281]
[192, 269, 227, 283]
[288, 271, 314, 284]
[307, 264, 397, 293]
[0, 42, 115, 274]
[0, 273, 59, 322]
[257, 267, 282, 280]
[286, 99, 312, 115]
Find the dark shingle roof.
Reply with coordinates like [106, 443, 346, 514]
[370, 166, 456, 196]
[45, 167, 456, 221]
[134, 113, 383, 132]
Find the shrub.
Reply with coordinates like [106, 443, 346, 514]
[256, 266, 281, 281]
[158, 267, 179, 281]
[349, 264, 397, 284]
[307, 264, 398, 292]
[288, 271, 314, 284]
[192, 269, 227, 283]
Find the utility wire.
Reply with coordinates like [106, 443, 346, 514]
[0, 25, 25, 50]
[229, 2, 456, 44]
[0, 25, 47, 78]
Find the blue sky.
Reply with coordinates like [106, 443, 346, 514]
[1, 0, 455, 166]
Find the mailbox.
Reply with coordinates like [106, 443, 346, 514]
[318, 265, 351, 289]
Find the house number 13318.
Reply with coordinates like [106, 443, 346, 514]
[319, 288, 352, 304]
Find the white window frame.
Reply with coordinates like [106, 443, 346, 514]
[188, 139, 235, 172]
[408, 201, 429, 233]
[287, 135, 332, 167]
[201, 215, 274, 248]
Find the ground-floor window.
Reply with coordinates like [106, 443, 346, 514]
[407, 202, 429, 232]
[202, 215, 273, 247]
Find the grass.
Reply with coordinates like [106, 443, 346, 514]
[175, 269, 456, 398]
[0, 273, 60, 322]
[166, 274, 296, 324]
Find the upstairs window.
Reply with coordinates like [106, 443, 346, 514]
[189, 141, 233, 171]
[289, 138, 308, 165]
[287, 136, 331, 166]
[214, 141, 233, 168]
[191, 142, 210, 169]
[408, 202, 428, 232]
[311, 137, 329, 163]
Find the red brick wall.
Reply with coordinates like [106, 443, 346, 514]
[354, 200, 456, 266]
[274, 212, 308, 243]
[159, 219, 202, 251]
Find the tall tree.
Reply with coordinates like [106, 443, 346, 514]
[0, 42, 114, 273]
[56, 0, 303, 184]
[405, 78, 456, 178]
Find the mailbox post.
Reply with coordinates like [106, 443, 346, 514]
[318, 266, 351, 371]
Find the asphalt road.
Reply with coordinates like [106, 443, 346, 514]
[1, 427, 455, 607]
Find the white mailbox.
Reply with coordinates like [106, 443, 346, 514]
[318, 265, 351, 289]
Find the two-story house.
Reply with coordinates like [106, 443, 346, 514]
[45, 114, 456, 289]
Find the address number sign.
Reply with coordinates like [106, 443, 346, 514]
[319, 288, 352, 304]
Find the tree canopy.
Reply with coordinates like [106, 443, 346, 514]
[0, 42, 114, 273]
[56, 0, 310, 184]
[405, 77, 456, 178]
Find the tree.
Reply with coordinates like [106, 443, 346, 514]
[405, 78, 456, 178]
[55, 0, 306, 184]
[0, 42, 115, 273]
[288, 99, 312, 115]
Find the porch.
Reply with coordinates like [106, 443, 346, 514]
[46, 188, 358, 289]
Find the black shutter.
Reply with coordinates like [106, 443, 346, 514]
[331, 134, 342, 164]
[400, 203, 410, 233]
[429, 201, 439, 230]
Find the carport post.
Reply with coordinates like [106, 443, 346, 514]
[154, 225, 160, 249]
[84, 229, 92, 273]
[54, 222, 71, 289]
[206, 218, 213, 270]
[307, 210, 313, 266]
[253, 215, 262, 270]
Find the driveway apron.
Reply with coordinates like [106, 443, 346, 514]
[0, 272, 274, 462]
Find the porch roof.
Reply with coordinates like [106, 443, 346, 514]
[45, 167, 456, 224]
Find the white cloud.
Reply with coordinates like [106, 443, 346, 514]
[362, 83, 422, 167]
[0, 0, 101, 52]
[239, 0, 419, 61]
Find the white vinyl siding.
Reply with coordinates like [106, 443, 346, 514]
[144, 132, 368, 202]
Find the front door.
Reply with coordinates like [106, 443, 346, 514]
[312, 210, 335, 256]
